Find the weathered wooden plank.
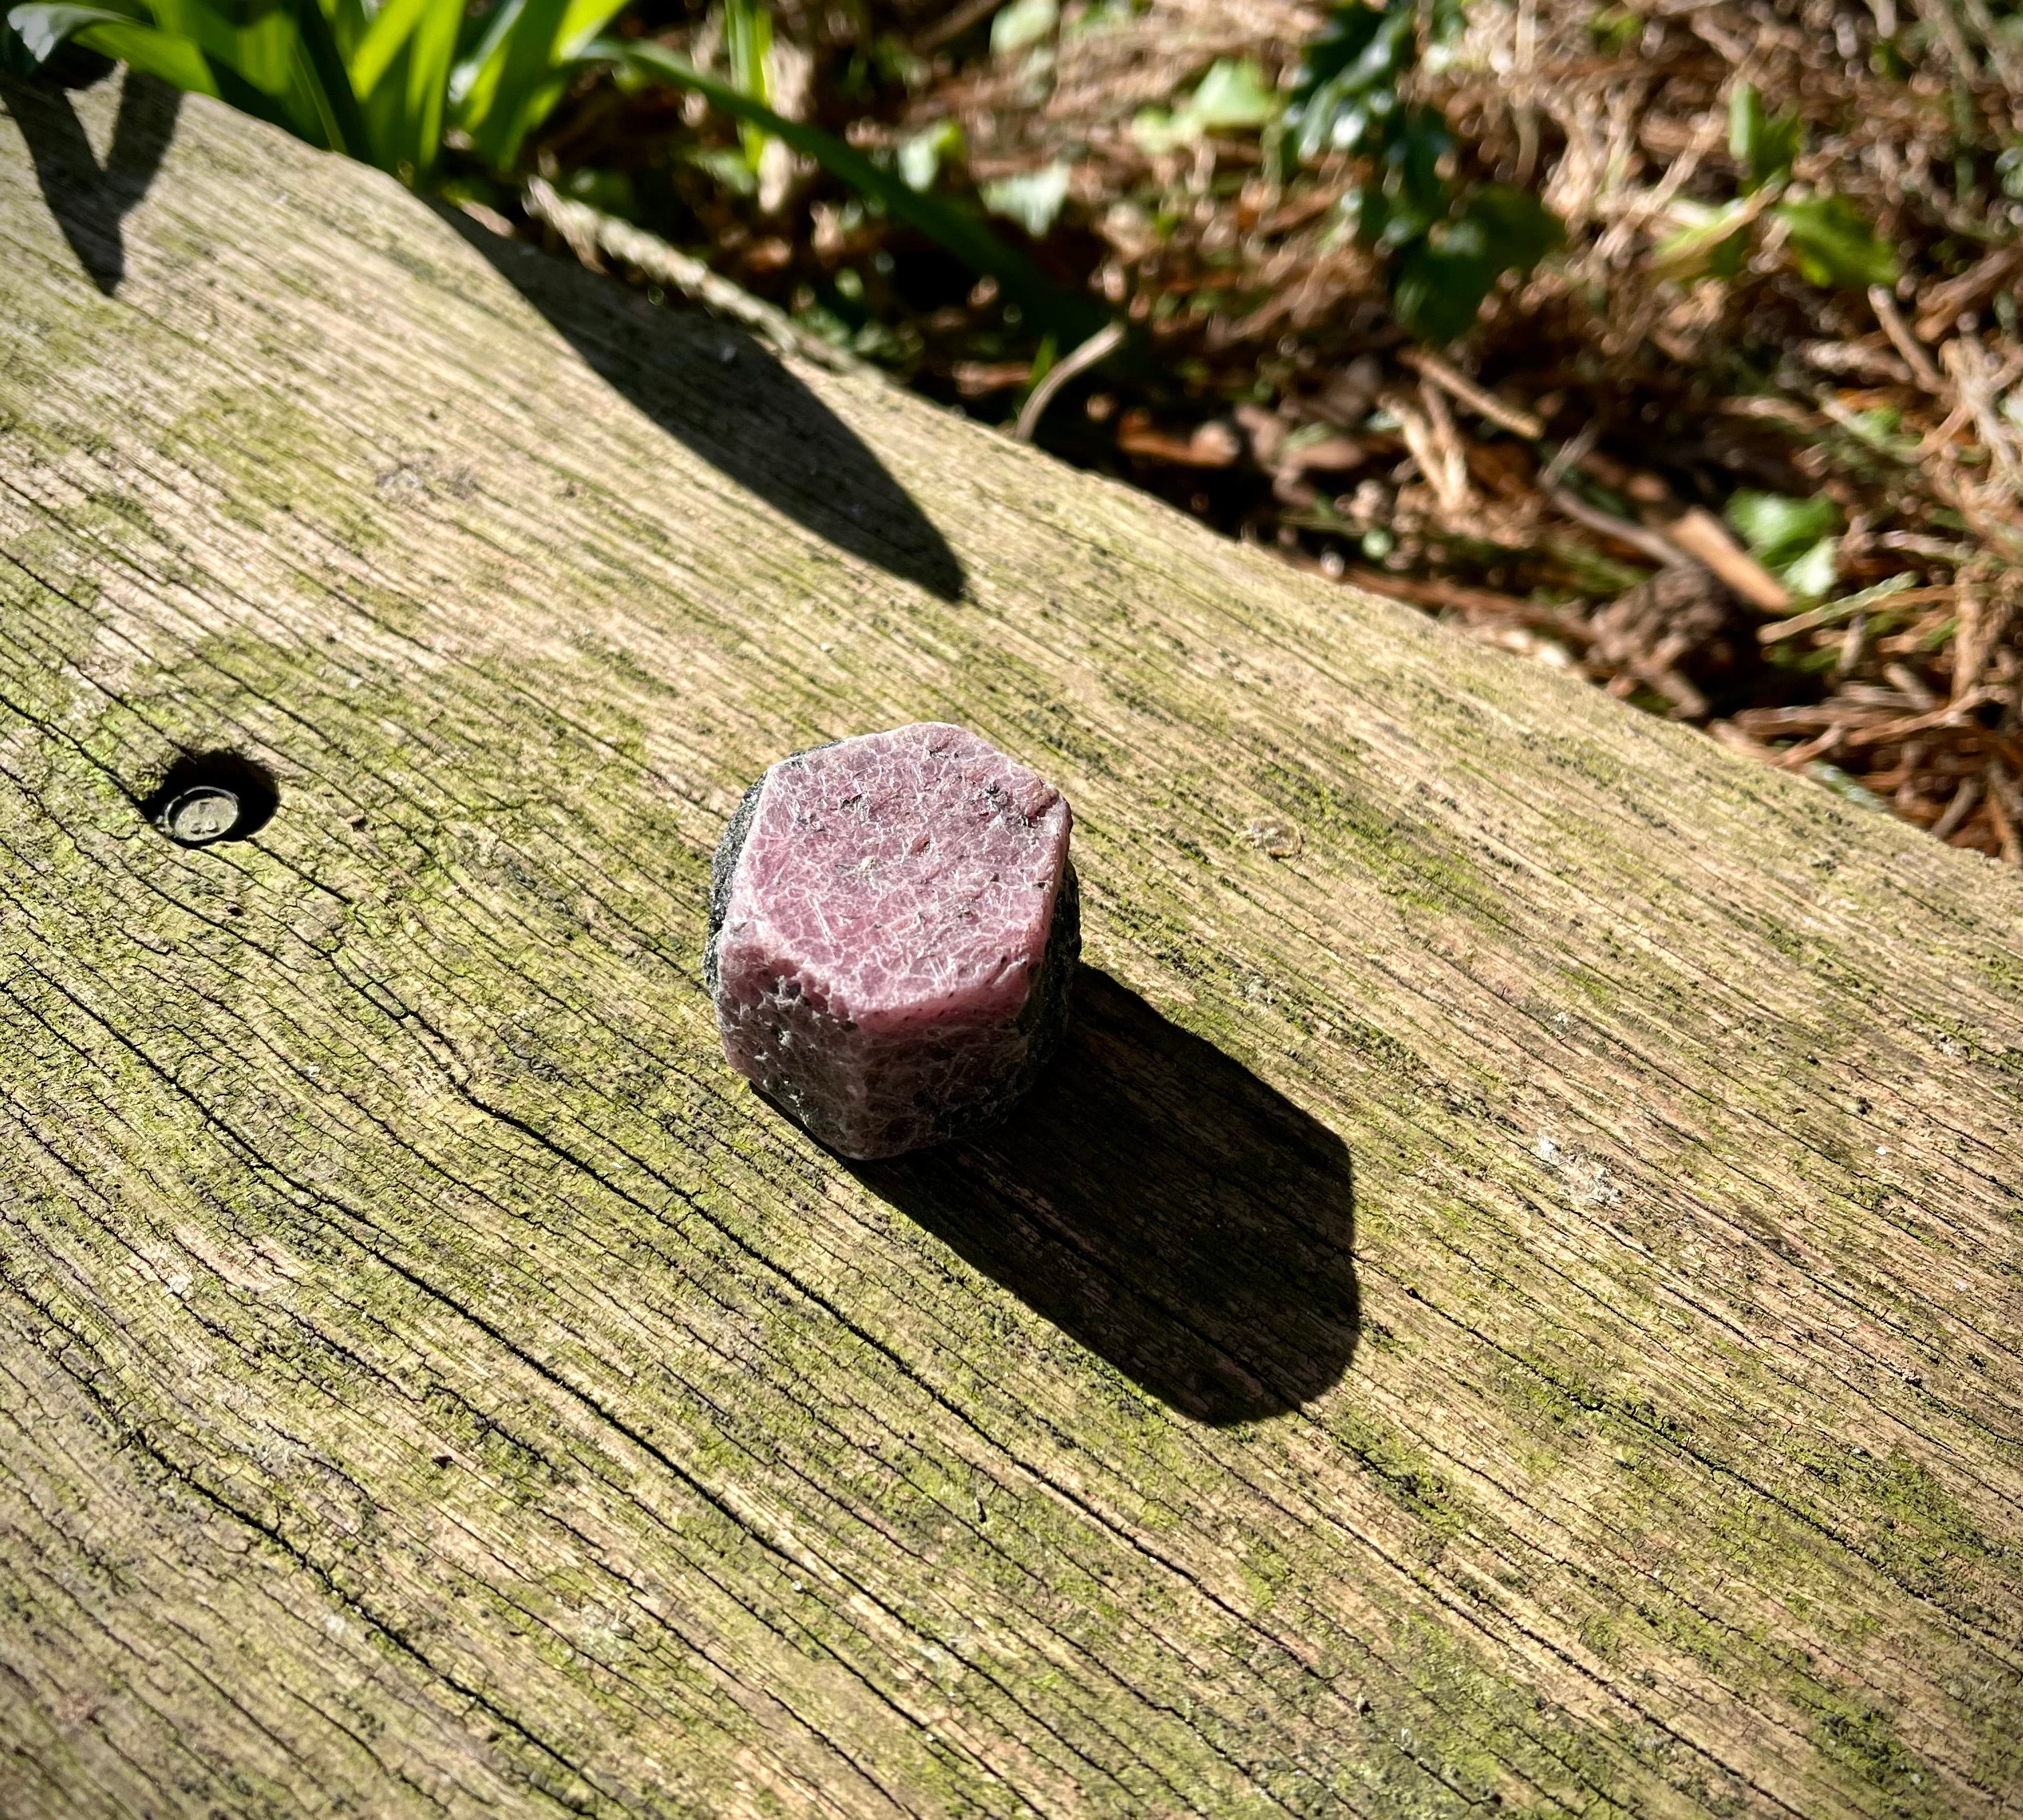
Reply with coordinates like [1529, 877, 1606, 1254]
[2, 72, 2020, 1819]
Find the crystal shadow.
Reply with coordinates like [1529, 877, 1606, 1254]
[7, 70, 182, 296]
[854, 968, 1359, 1425]
[447, 210, 966, 603]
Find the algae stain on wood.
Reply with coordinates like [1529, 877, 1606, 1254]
[3, 78, 2022, 1820]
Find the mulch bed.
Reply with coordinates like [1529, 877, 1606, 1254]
[512, 0, 2023, 863]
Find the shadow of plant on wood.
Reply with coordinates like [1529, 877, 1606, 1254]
[856, 968, 1358, 1425]
[6, 70, 180, 296]
[447, 207, 965, 603]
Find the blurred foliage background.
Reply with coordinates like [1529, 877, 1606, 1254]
[11, 0, 2023, 862]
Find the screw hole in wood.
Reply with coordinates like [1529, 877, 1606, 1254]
[142, 752, 280, 847]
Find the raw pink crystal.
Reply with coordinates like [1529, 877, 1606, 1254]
[706, 723, 1078, 1159]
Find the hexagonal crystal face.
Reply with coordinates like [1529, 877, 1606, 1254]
[707, 723, 1078, 1159]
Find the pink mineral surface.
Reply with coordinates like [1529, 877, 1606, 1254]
[706, 722, 1078, 1159]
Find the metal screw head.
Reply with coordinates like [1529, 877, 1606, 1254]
[1246, 817, 1303, 860]
[161, 785, 242, 846]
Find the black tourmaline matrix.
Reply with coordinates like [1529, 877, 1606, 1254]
[706, 722, 1078, 1159]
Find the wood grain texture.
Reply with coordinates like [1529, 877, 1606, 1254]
[3, 73, 2022, 1820]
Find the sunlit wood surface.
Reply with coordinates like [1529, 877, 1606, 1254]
[3, 73, 2020, 1820]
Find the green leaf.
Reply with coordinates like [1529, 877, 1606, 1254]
[1426, 0, 1466, 45]
[454, 0, 621, 169]
[353, 0, 462, 173]
[1129, 57, 1277, 153]
[1284, 3, 1415, 164]
[7, 1, 310, 134]
[1728, 81, 1800, 192]
[1706, 225, 1747, 281]
[1384, 100, 1450, 232]
[8, 0, 213, 87]
[1652, 197, 1755, 282]
[1127, 106, 1191, 155]
[449, 0, 524, 106]
[1352, 102, 1452, 250]
[1727, 83, 1762, 171]
[1185, 58, 1278, 132]
[1589, 5, 1640, 54]
[394, 0, 462, 172]
[148, 0, 290, 102]
[1390, 183, 1561, 342]
[1783, 536, 1838, 601]
[682, 142, 758, 193]
[1391, 233, 1495, 342]
[6, 0, 140, 62]
[560, 163, 634, 215]
[1773, 193, 1898, 290]
[1458, 181, 1560, 270]
[325, 0, 365, 58]
[76, 0, 352, 149]
[603, 38, 1108, 338]
[1725, 490, 1839, 570]
[897, 116, 962, 192]
[351, 0, 434, 94]
[988, 0, 1054, 58]
[287, 0, 369, 158]
[11, 0, 560, 177]
[981, 160, 1070, 235]
[70, 15, 216, 86]
[725, 0, 771, 170]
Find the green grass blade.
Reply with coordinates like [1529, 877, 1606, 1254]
[9, 0, 294, 134]
[552, 0, 621, 61]
[74, 18, 214, 88]
[10, 3, 215, 91]
[604, 37, 1106, 336]
[324, 0, 363, 56]
[151, 0, 287, 92]
[288, 0, 369, 158]
[5, 0, 142, 63]
[399, 0, 462, 173]
[724, 0, 769, 170]
[15, 2, 306, 137]
[351, 0, 432, 94]
[456, 0, 622, 169]
[454, 0, 564, 163]
[448, 0, 524, 115]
